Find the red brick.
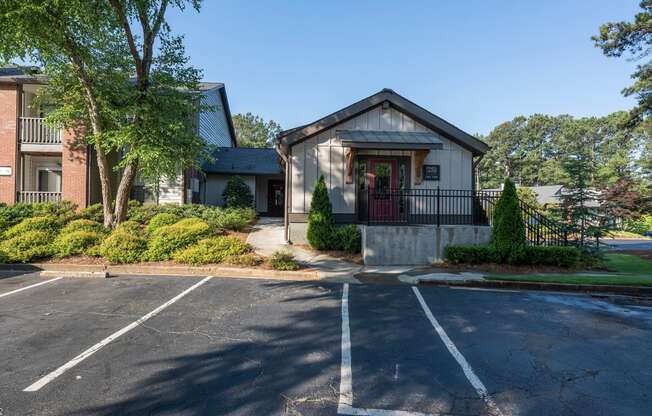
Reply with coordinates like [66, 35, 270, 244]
[0, 84, 18, 205]
[61, 128, 89, 208]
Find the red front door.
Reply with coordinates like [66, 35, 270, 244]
[368, 159, 398, 221]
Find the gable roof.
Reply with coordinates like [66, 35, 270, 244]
[276, 88, 488, 156]
[202, 147, 282, 175]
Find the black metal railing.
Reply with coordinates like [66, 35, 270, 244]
[365, 188, 571, 246]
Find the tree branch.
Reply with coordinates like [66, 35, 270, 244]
[107, 0, 143, 79]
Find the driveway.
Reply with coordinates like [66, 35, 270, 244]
[604, 238, 652, 251]
[0, 272, 651, 415]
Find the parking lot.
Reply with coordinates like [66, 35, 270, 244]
[0, 272, 651, 416]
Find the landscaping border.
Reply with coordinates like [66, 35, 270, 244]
[0, 263, 319, 281]
[420, 279, 652, 296]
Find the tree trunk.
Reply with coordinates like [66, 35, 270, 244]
[113, 158, 138, 225]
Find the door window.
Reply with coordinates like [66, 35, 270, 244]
[38, 169, 62, 192]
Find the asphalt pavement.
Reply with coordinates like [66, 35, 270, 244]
[0, 271, 651, 416]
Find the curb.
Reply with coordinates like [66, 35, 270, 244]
[0, 263, 320, 281]
[420, 279, 652, 296]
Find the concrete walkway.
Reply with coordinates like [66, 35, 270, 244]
[246, 217, 363, 282]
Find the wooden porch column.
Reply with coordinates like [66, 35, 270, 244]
[345, 147, 356, 184]
[414, 149, 429, 185]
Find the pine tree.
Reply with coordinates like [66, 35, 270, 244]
[491, 178, 526, 263]
[307, 176, 336, 250]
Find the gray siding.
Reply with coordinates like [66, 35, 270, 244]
[290, 106, 473, 214]
[199, 88, 233, 147]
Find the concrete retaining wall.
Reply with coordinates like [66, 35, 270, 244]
[362, 225, 491, 266]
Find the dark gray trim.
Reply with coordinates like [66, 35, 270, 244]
[277, 89, 488, 156]
[217, 86, 238, 147]
[341, 141, 442, 150]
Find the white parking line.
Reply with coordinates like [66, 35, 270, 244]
[338, 284, 437, 416]
[24, 275, 214, 392]
[0, 277, 63, 299]
[412, 287, 505, 416]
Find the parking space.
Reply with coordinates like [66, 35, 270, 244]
[0, 274, 651, 415]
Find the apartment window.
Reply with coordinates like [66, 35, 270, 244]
[38, 169, 62, 192]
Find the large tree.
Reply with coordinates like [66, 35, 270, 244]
[594, 0, 652, 124]
[232, 112, 282, 148]
[0, 0, 208, 227]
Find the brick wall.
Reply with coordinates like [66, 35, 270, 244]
[61, 129, 89, 208]
[0, 84, 18, 204]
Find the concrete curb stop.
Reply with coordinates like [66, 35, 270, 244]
[40, 270, 109, 279]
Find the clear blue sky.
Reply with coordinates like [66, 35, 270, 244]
[168, 0, 639, 136]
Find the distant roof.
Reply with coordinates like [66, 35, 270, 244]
[277, 88, 488, 156]
[337, 129, 443, 150]
[202, 147, 283, 176]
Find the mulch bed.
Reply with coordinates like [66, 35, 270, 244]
[293, 244, 363, 264]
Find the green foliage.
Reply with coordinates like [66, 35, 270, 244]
[145, 218, 211, 261]
[115, 220, 143, 235]
[0, 203, 34, 233]
[61, 219, 106, 234]
[490, 179, 526, 263]
[335, 225, 362, 253]
[80, 203, 104, 223]
[625, 214, 652, 234]
[0, 230, 54, 263]
[0, 249, 7, 264]
[3, 216, 61, 239]
[98, 230, 147, 264]
[223, 253, 262, 266]
[524, 246, 583, 268]
[52, 231, 104, 258]
[444, 245, 494, 264]
[31, 201, 78, 223]
[307, 176, 336, 250]
[232, 112, 282, 148]
[146, 213, 179, 233]
[269, 251, 299, 271]
[204, 208, 256, 231]
[173, 236, 250, 265]
[222, 176, 254, 208]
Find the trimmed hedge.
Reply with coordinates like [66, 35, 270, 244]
[99, 230, 147, 264]
[61, 219, 106, 234]
[146, 213, 179, 234]
[335, 225, 362, 253]
[490, 179, 526, 263]
[52, 230, 104, 258]
[145, 218, 211, 261]
[444, 244, 585, 268]
[4, 216, 61, 239]
[173, 236, 250, 265]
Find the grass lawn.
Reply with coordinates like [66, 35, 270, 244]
[486, 253, 652, 287]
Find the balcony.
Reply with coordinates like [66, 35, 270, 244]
[17, 191, 62, 204]
[19, 117, 62, 145]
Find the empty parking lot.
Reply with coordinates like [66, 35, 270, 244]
[0, 271, 651, 416]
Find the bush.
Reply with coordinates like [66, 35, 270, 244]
[222, 176, 254, 208]
[0, 203, 33, 233]
[62, 219, 106, 234]
[335, 225, 361, 253]
[0, 230, 54, 263]
[173, 236, 250, 265]
[269, 251, 299, 271]
[490, 179, 526, 263]
[52, 231, 104, 258]
[444, 245, 494, 264]
[524, 246, 583, 268]
[99, 230, 147, 264]
[80, 203, 104, 223]
[204, 207, 255, 232]
[146, 213, 179, 233]
[115, 220, 143, 235]
[3, 216, 61, 239]
[31, 200, 78, 223]
[145, 218, 211, 261]
[0, 249, 7, 264]
[625, 215, 652, 235]
[223, 253, 262, 266]
[127, 203, 165, 224]
[307, 176, 336, 250]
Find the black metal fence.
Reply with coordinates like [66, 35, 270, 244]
[365, 188, 570, 246]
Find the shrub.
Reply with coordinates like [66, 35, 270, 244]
[490, 179, 526, 263]
[269, 251, 300, 271]
[625, 215, 652, 235]
[223, 253, 262, 266]
[146, 213, 179, 233]
[52, 231, 104, 258]
[0, 230, 54, 263]
[524, 246, 583, 268]
[127, 203, 165, 223]
[80, 203, 104, 223]
[115, 220, 143, 235]
[3, 216, 61, 239]
[145, 218, 211, 261]
[0, 249, 7, 264]
[0, 203, 33, 233]
[99, 230, 147, 264]
[172, 236, 250, 265]
[335, 225, 361, 253]
[444, 245, 494, 264]
[62, 219, 106, 234]
[307, 176, 336, 250]
[222, 176, 254, 208]
[31, 200, 78, 222]
[204, 207, 255, 232]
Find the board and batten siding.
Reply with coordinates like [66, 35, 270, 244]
[290, 106, 473, 214]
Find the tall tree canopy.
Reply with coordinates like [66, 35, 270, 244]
[594, 0, 652, 124]
[0, 0, 208, 227]
[232, 113, 282, 148]
[478, 112, 648, 190]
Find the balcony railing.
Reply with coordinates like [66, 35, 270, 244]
[19, 117, 62, 144]
[17, 191, 62, 204]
